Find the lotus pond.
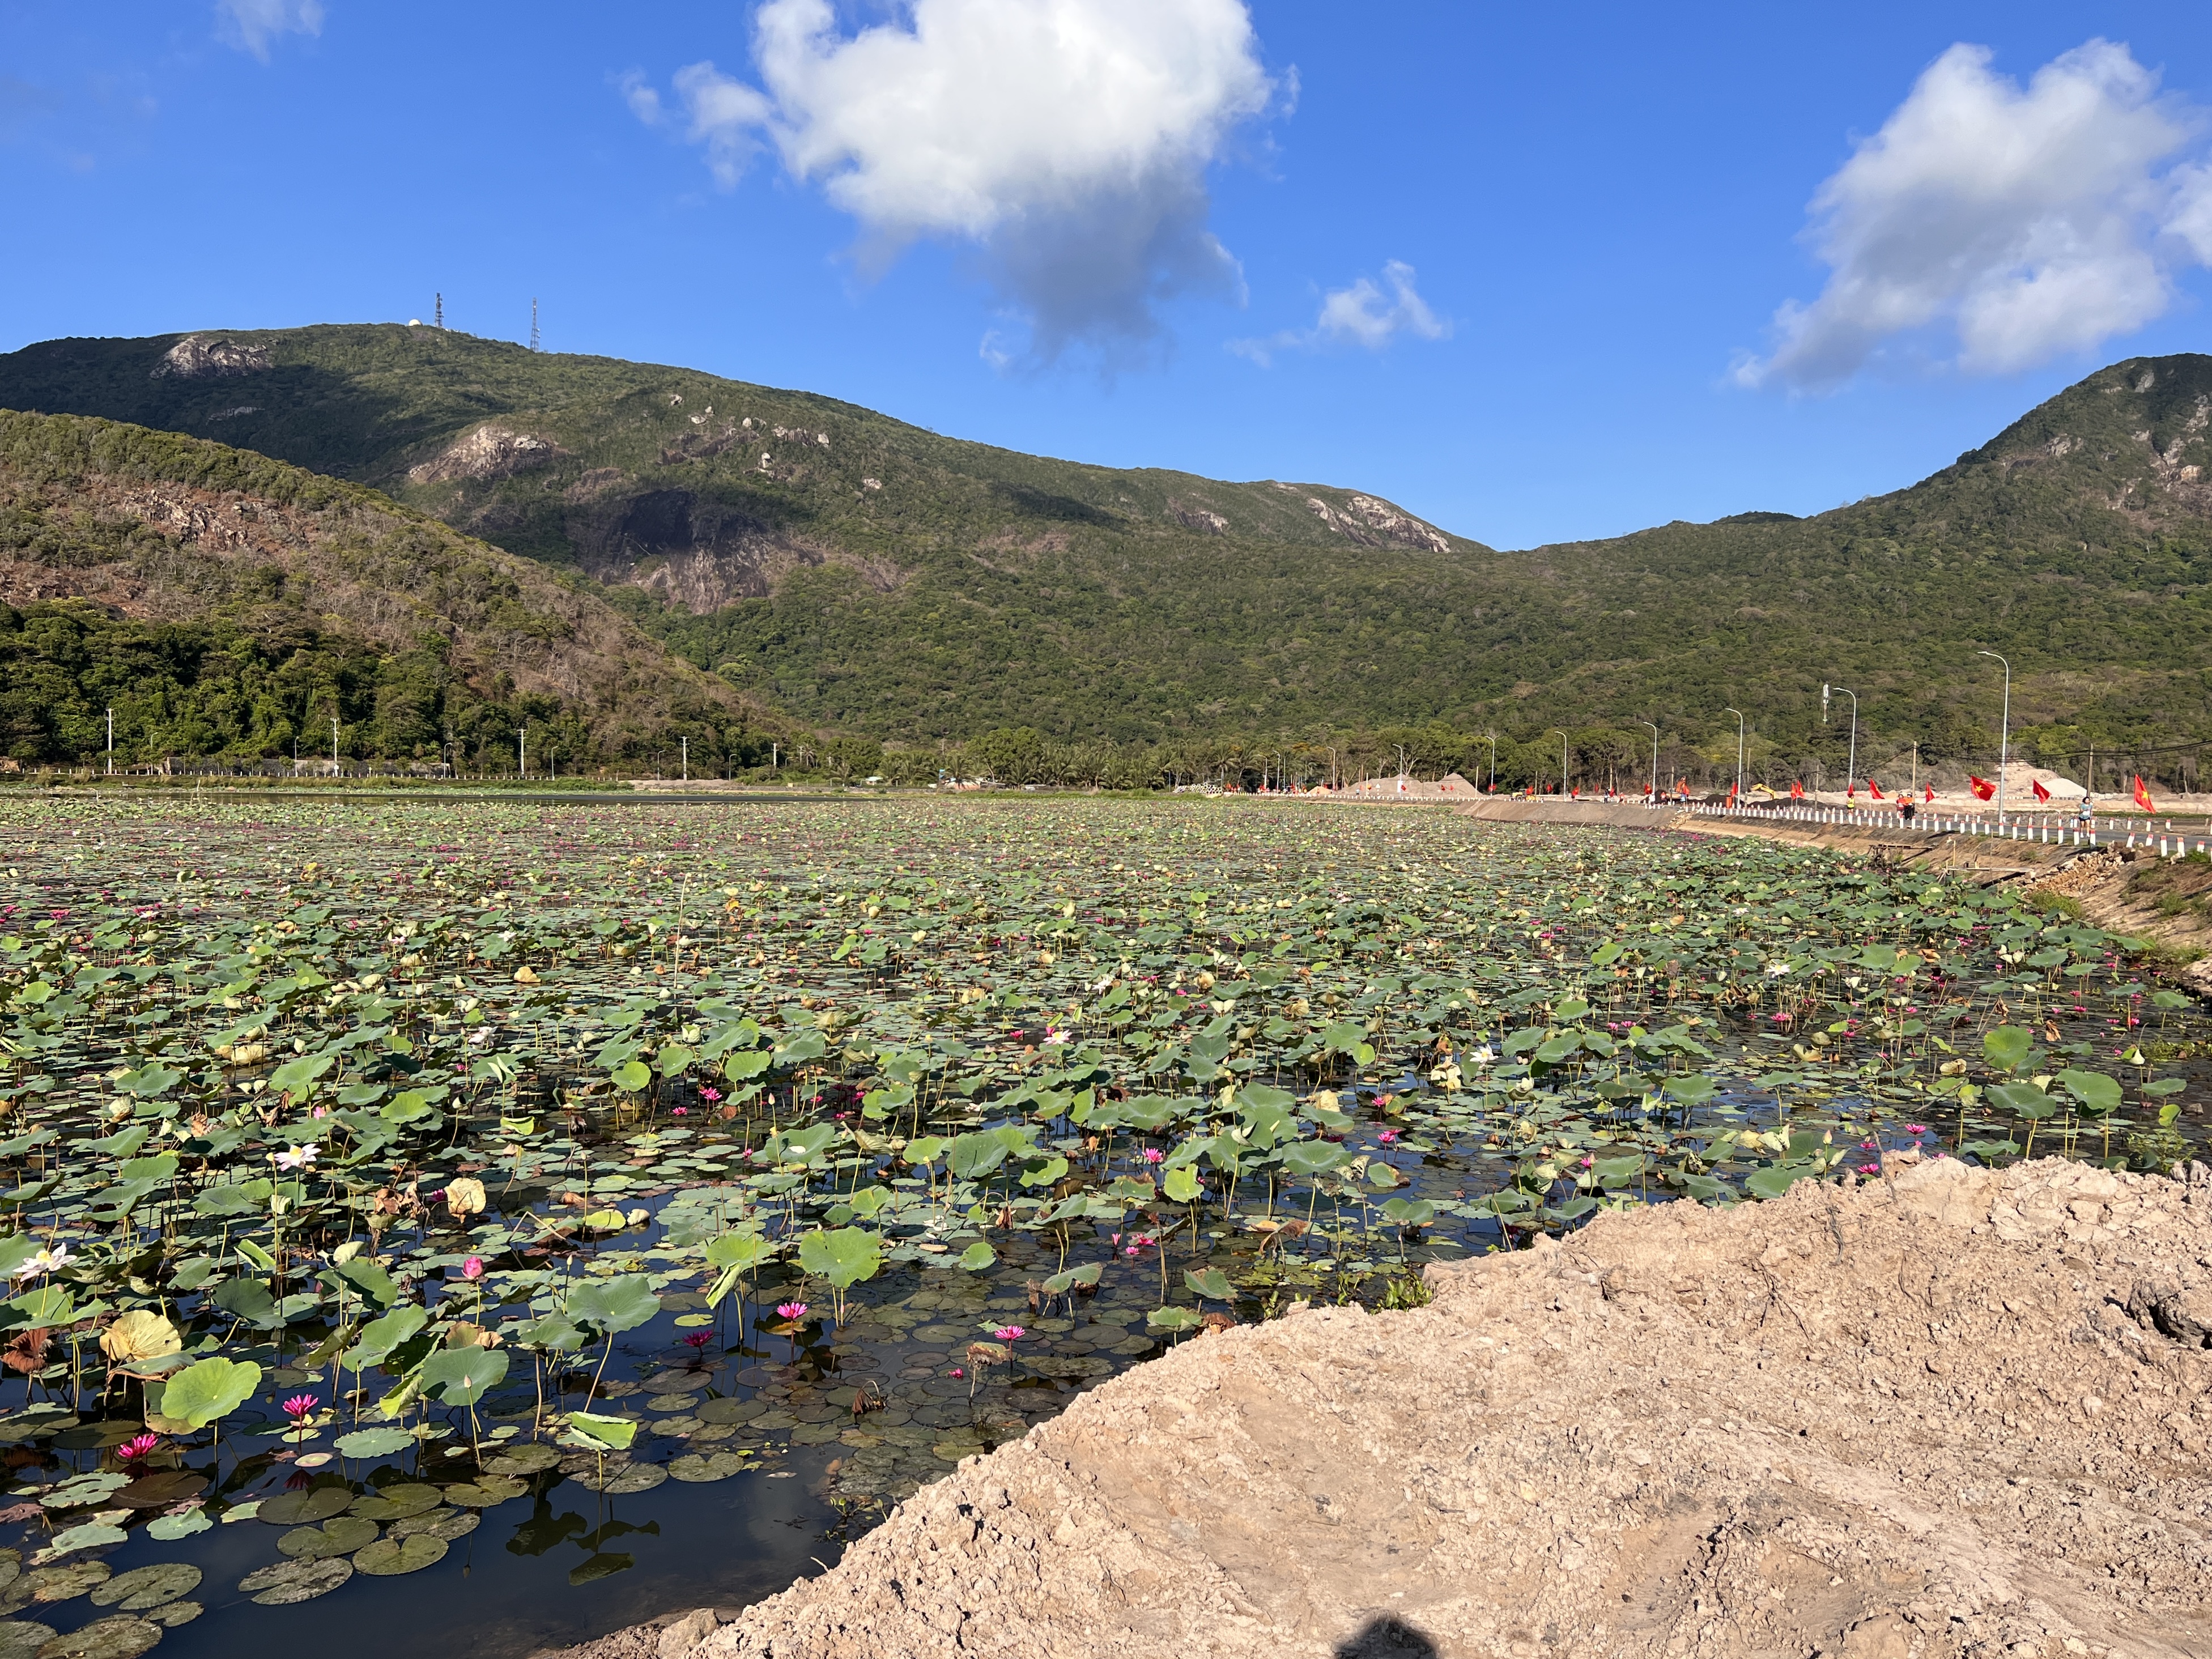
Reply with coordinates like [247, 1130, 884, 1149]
[0, 794, 2204, 1658]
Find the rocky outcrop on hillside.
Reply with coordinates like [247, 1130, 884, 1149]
[148, 336, 271, 380]
[559, 1156, 2212, 1659]
[1304, 491, 1452, 554]
[407, 423, 564, 484]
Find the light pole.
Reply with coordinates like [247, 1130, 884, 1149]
[518, 727, 526, 780]
[105, 708, 113, 776]
[681, 735, 688, 784]
[1640, 721, 1659, 803]
[330, 717, 338, 776]
[1549, 728, 1569, 796]
[1393, 743, 1410, 782]
[1483, 734, 1497, 793]
[1724, 708, 1745, 802]
[1823, 683, 1857, 803]
[1978, 650, 2010, 816]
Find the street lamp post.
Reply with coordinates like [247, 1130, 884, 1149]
[1549, 729, 1569, 796]
[681, 736, 688, 785]
[330, 717, 338, 776]
[1483, 734, 1497, 793]
[1724, 708, 1745, 802]
[1640, 722, 1660, 803]
[1823, 684, 1858, 805]
[1978, 650, 2011, 817]
[105, 708, 113, 777]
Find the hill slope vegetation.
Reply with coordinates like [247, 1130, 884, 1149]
[0, 410, 769, 771]
[2, 329, 2209, 779]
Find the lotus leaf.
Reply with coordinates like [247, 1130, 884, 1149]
[348, 1484, 441, 1521]
[567, 1277, 661, 1335]
[257, 1487, 353, 1526]
[276, 1518, 378, 1559]
[237, 1558, 351, 1606]
[667, 1452, 749, 1482]
[334, 1427, 415, 1458]
[354, 1535, 448, 1576]
[32, 1617, 160, 1659]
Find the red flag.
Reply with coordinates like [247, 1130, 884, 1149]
[1923, 785, 1934, 803]
[1968, 775, 1996, 801]
[1790, 780, 1804, 800]
[1868, 780, 1885, 800]
[2031, 777, 2051, 803]
[2134, 774, 2156, 814]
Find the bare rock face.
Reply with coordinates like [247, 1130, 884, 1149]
[149, 337, 271, 380]
[1304, 492, 1451, 553]
[407, 424, 563, 484]
[1169, 503, 1230, 534]
[569, 486, 898, 611]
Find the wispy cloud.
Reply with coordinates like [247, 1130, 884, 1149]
[1735, 40, 2212, 392]
[1228, 261, 1449, 367]
[215, 0, 325, 63]
[626, 0, 1279, 368]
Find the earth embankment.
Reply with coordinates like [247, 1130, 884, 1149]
[563, 1157, 2212, 1659]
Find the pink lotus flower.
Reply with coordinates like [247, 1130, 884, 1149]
[121, 1433, 160, 1462]
[949, 1367, 964, 1379]
[682, 1332, 713, 1350]
[1856, 1163, 1879, 1176]
[673, 1107, 688, 1117]
[776, 1302, 809, 1321]
[993, 1326, 1024, 1342]
[1141, 1147, 1163, 1164]
[700, 1088, 722, 1102]
[1378, 1129, 1399, 1144]
[282, 1395, 317, 1420]
[461, 1256, 484, 1281]
[1904, 1124, 1929, 1135]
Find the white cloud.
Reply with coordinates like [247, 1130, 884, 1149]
[1736, 40, 2212, 391]
[633, 0, 1277, 364]
[1228, 261, 1449, 367]
[215, 0, 325, 62]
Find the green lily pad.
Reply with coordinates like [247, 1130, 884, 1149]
[333, 1428, 415, 1460]
[568, 1462, 667, 1495]
[24, 1565, 109, 1605]
[352, 1535, 447, 1576]
[276, 1517, 378, 1559]
[142, 1512, 209, 1543]
[666, 1452, 749, 1483]
[482, 1443, 561, 1475]
[0, 1625, 53, 1659]
[440, 1475, 526, 1508]
[257, 1487, 353, 1526]
[143, 1606, 198, 1631]
[88, 1566, 201, 1612]
[389, 1508, 479, 1542]
[112, 1472, 204, 1511]
[694, 1398, 764, 1425]
[348, 1484, 441, 1521]
[32, 1616, 160, 1659]
[238, 1558, 352, 1606]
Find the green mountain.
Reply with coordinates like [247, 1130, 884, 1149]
[2, 326, 2209, 784]
[0, 409, 769, 772]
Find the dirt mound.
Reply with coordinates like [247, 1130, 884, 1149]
[567, 1158, 2212, 1659]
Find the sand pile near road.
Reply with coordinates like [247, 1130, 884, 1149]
[569, 1157, 2212, 1659]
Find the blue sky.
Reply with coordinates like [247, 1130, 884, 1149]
[3, 1, 2210, 550]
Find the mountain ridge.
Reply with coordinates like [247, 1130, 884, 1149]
[2, 329, 2209, 767]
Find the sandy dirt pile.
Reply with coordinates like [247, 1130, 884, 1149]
[569, 1157, 2212, 1659]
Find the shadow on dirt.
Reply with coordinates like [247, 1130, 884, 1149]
[1334, 1616, 1440, 1658]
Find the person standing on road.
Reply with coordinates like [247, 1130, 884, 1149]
[2077, 791, 2095, 829]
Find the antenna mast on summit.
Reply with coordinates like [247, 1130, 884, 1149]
[434, 293, 444, 329]
[530, 298, 540, 352]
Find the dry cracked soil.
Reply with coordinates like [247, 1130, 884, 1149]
[555, 1155, 2212, 1659]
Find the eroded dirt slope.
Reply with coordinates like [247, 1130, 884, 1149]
[570, 1158, 2212, 1659]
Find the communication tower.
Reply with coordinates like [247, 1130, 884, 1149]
[530, 297, 540, 352]
[434, 293, 444, 329]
